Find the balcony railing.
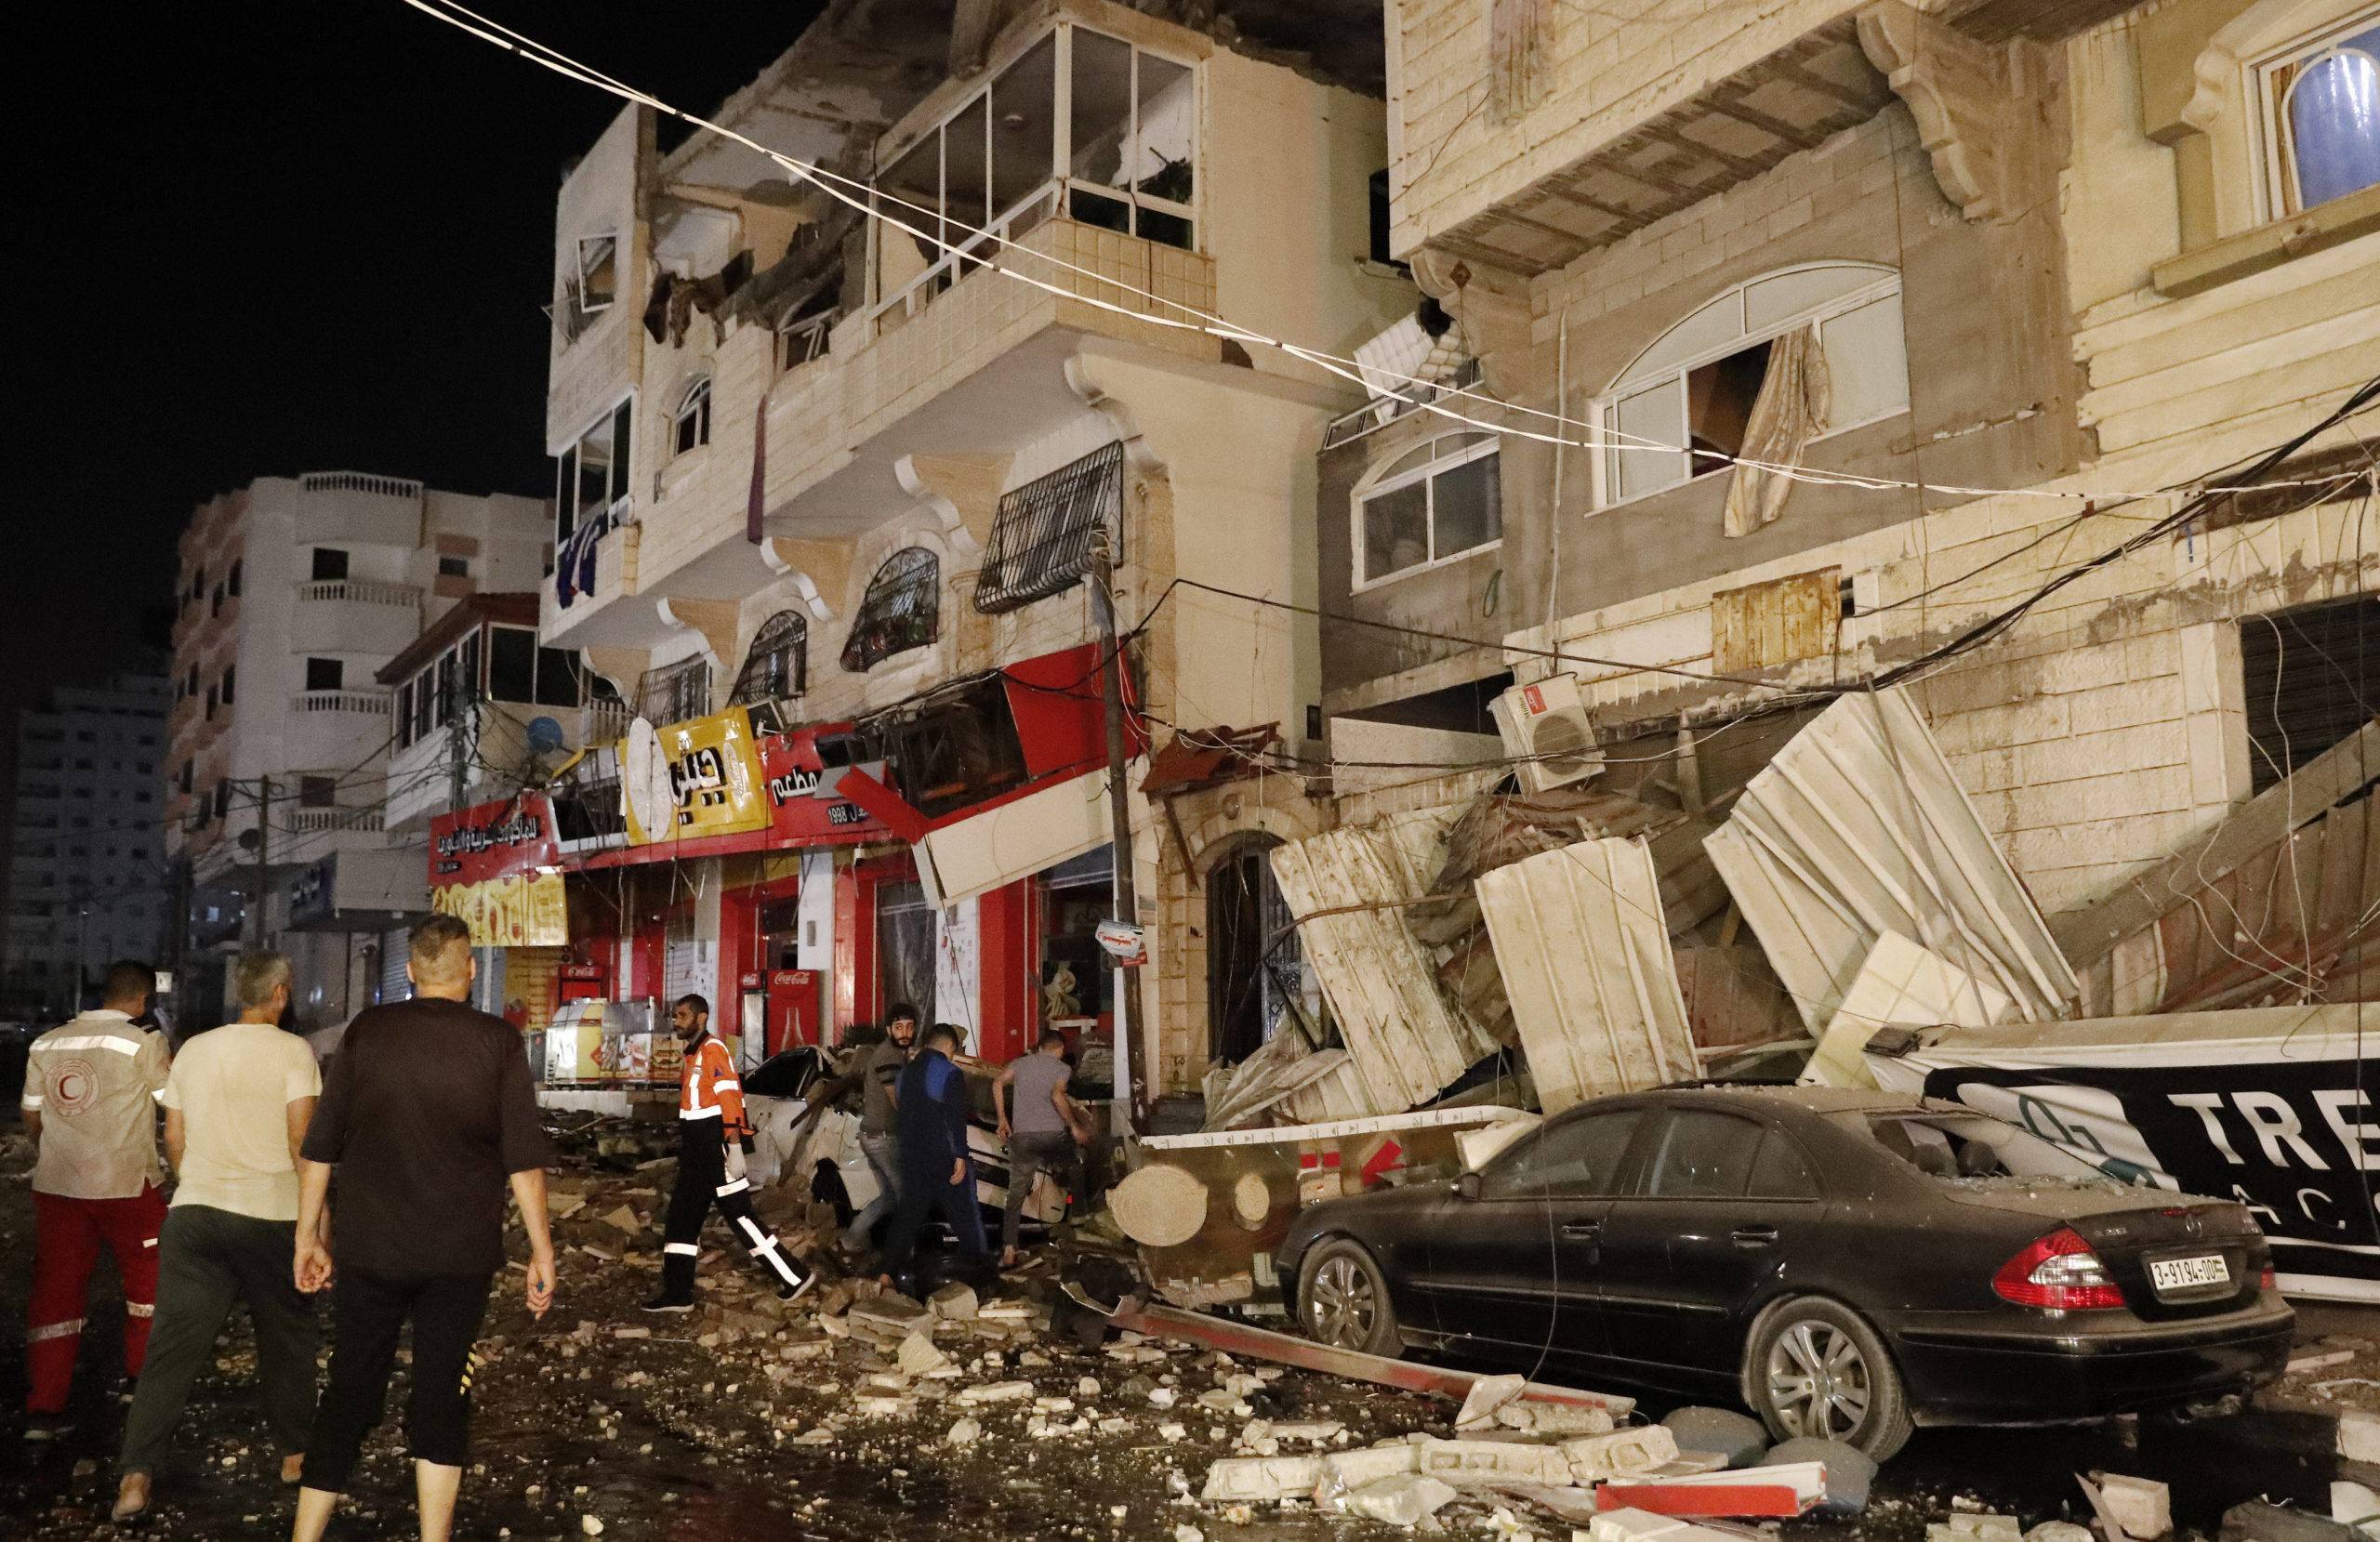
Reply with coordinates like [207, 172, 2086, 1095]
[297, 579, 419, 607]
[292, 690, 392, 716]
[299, 471, 422, 498]
[288, 806, 385, 835]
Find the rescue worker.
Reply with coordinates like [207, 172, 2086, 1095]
[644, 994, 813, 1312]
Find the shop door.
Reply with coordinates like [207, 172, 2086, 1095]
[876, 879, 936, 1028]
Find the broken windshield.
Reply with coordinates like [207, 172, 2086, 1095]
[1860, 1113, 2115, 1187]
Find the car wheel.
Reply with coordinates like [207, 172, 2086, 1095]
[1296, 1238, 1401, 1357]
[1744, 1298, 1912, 1461]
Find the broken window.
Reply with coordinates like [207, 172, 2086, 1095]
[776, 291, 836, 372]
[2257, 12, 2380, 216]
[1069, 33, 1196, 249]
[974, 442, 1124, 613]
[1600, 263, 1906, 506]
[559, 232, 617, 342]
[862, 674, 1030, 819]
[554, 397, 634, 544]
[840, 547, 941, 672]
[1355, 431, 1501, 586]
[1205, 833, 1302, 1064]
[638, 655, 712, 725]
[2239, 594, 2378, 793]
[730, 611, 810, 705]
[672, 376, 711, 456]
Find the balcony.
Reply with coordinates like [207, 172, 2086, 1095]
[292, 578, 422, 656]
[286, 805, 385, 836]
[384, 697, 633, 832]
[285, 689, 392, 769]
[292, 470, 425, 547]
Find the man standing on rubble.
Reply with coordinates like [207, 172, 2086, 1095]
[839, 1002, 917, 1260]
[644, 993, 813, 1312]
[290, 915, 556, 1542]
[994, 1030, 1093, 1270]
[879, 1022, 988, 1296]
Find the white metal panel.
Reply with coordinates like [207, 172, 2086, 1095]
[795, 850, 836, 972]
[1800, 931, 2013, 1089]
[934, 897, 982, 1048]
[1472, 837, 1699, 1115]
[1703, 688, 2077, 1031]
[917, 769, 1109, 910]
[1269, 809, 1496, 1116]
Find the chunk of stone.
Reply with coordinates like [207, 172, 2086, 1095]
[1563, 1424, 1680, 1483]
[1201, 1456, 1323, 1502]
[956, 1379, 1035, 1404]
[1417, 1437, 1579, 1489]
[928, 1282, 979, 1321]
[1661, 1406, 1768, 1469]
[1318, 1443, 1422, 1491]
[1928, 1516, 2022, 1542]
[1761, 1436, 1874, 1516]
[1455, 1374, 1528, 1430]
[896, 1332, 954, 1377]
[1342, 1474, 1461, 1528]
[2084, 1473, 2172, 1542]
[945, 1417, 981, 1447]
[1496, 1401, 1615, 1435]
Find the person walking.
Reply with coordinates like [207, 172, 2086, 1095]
[643, 994, 813, 1312]
[838, 1004, 916, 1259]
[878, 1023, 987, 1296]
[114, 951, 323, 1522]
[993, 1030, 1093, 1270]
[20, 959, 170, 1441]
[289, 916, 556, 1542]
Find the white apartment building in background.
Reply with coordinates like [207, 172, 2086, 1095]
[164, 471, 549, 1026]
[0, 674, 172, 1020]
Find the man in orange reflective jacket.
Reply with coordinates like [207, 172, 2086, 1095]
[643, 995, 812, 1313]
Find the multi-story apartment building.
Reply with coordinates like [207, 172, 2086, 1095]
[165, 471, 549, 1024]
[0, 675, 172, 1020]
[481, 0, 1405, 1101]
[1314, 0, 2374, 1048]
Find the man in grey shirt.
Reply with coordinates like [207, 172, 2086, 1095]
[839, 1004, 916, 1259]
[994, 1030, 1091, 1268]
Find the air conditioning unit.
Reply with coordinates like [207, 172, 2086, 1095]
[1492, 674, 1605, 794]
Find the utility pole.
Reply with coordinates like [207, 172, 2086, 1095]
[447, 679, 470, 811]
[249, 776, 272, 948]
[1085, 527, 1148, 1135]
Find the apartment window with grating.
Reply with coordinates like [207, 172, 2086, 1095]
[2240, 595, 2377, 793]
[731, 612, 809, 705]
[974, 443, 1122, 614]
[638, 656, 713, 725]
[840, 548, 941, 672]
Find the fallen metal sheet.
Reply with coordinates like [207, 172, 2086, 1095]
[1703, 687, 2078, 1030]
[1863, 1003, 2377, 1302]
[915, 768, 1109, 909]
[1474, 837, 1699, 1114]
[1201, 1031, 1354, 1131]
[1270, 810, 1499, 1114]
[2055, 720, 2376, 1017]
[1801, 931, 2013, 1088]
[1104, 1298, 1634, 1417]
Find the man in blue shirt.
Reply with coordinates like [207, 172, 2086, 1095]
[878, 1023, 986, 1295]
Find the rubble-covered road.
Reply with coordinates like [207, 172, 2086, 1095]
[0, 1127, 2360, 1540]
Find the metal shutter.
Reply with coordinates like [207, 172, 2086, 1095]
[377, 927, 412, 1005]
[2241, 597, 2378, 793]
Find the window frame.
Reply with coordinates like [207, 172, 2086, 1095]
[2250, 7, 2380, 219]
[1590, 263, 1907, 514]
[1350, 431, 1504, 592]
[554, 393, 637, 546]
[866, 21, 1199, 326]
[840, 547, 944, 673]
[671, 376, 713, 458]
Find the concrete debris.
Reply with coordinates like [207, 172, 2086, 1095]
[1589, 1512, 1758, 1541]
[1416, 1436, 1579, 1488]
[1318, 1442, 1423, 1491]
[2024, 1526, 2095, 1542]
[1761, 1436, 1874, 1516]
[1496, 1401, 1614, 1434]
[928, 1282, 980, 1321]
[1340, 1474, 1460, 1528]
[2218, 1500, 2366, 1542]
[1659, 1406, 1767, 1468]
[1928, 1515, 2023, 1542]
[945, 1417, 981, 1447]
[1455, 1373, 1528, 1430]
[2081, 1471, 2172, 1542]
[1563, 1425, 1681, 1483]
[598, 1204, 643, 1234]
[1600, 1460, 1827, 1519]
[896, 1331, 955, 1377]
[1201, 1455, 1325, 1502]
[956, 1380, 1036, 1405]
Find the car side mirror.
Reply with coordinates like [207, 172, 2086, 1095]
[1457, 1171, 1482, 1201]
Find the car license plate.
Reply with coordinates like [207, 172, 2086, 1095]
[2149, 1254, 2229, 1292]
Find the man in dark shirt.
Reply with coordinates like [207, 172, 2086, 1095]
[878, 1023, 987, 1296]
[289, 915, 555, 1542]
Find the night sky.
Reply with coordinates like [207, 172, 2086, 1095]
[7, 2, 823, 718]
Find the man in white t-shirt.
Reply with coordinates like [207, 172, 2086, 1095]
[113, 952, 323, 1523]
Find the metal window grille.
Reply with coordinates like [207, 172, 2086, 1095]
[2240, 595, 2377, 792]
[637, 656, 713, 724]
[973, 442, 1124, 614]
[731, 611, 810, 705]
[840, 547, 941, 672]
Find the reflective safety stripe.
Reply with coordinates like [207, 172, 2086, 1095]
[711, 1078, 739, 1093]
[737, 1218, 802, 1286]
[126, 1302, 154, 1318]
[715, 1178, 749, 1197]
[19, 1094, 41, 1110]
[27, 1318, 86, 1343]
[678, 1106, 721, 1120]
[34, 1035, 141, 1056]
[663, 1243, 700, 1257]
[142, 1236, 159, 1247]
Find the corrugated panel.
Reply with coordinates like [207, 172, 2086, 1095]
[377, 926, 412, 1005]
[1472, 837, 1699, 1114]
[1703, 687, 2078, 1030]
[1269, 809, 1498, 1116]
[1801, 932, 2013, 1088]
[1710, 568, 1841, 675]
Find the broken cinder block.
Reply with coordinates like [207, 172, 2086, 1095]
[1201, 1456, 1324, 1502]
[1563, 1424, 1681, 1483]
[1341, 1474, 1460, 1528]
[1417, 1436, 1579, 1489]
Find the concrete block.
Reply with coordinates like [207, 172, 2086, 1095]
[2084, 1472, 2172, 1540]
[897, 1332, 954, 1377]
[1927, 1516, 2022, 1542]
[1418, 1436, 1579, 1488]
[1661, 1406, 1768, 1468]
[1340, 1474, 1460, 1529]
[1319, 1443, 1423, 1492]
[956, 1379, 1035, 1404]
[2337, 1411, 2379, 1464]
[1495, 1401, 1615, 1435]
[928, 1282, 979, 1321]
[1455, 1373, 1528, 1430]
[1201, 1455, 1323, 1502]
[1564, 1424, 1680, 1482]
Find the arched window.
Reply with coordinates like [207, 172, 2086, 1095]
[1354, 430, 1501, 587]
[2265, 12, 2380, 214]
[672, 376, 712, 456]
[1596, 262, 1907, 507]
[840, 547, 941, 672]
[732, 611, 810, 705]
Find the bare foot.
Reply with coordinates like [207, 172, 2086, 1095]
[1000, 1247, 1022, 1270]
[281, 1454, 306, 1484]
[112, 1471, 151, 1523]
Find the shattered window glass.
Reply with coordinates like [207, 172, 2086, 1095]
[1864, 1114, 2112, 1187]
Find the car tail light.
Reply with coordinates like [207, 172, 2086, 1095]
[1993, 1227, 2126, 1309]
[2259, 1265, 2276, 1291]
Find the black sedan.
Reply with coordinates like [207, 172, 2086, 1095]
[1275, 1087, 2294, 1458]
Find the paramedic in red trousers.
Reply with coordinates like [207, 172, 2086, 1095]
[20, 959, 170, 1441]
[879, 1022, 989, 1297]
[644, 994, 813, 1312]
[289, 915, 556, 1542]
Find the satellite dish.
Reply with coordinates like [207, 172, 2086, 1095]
[525, 716, 567, 756]
[622, 718, 676, 838]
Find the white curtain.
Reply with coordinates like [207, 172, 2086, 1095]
[1723, 323, 1832, 538]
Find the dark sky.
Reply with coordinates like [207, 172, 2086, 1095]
[6, 1, 824, 718]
